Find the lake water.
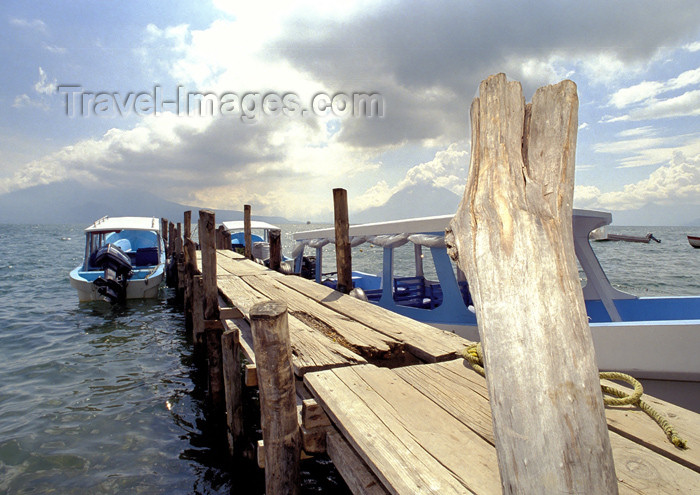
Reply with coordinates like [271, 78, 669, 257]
[1, 223, 698, 493]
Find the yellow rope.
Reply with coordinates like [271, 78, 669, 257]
[460, 343, 688, 449]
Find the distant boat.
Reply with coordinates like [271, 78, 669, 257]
[69, 216, 165, 303]
[689, 235, 700, 248]
[593, 232, 661, 243]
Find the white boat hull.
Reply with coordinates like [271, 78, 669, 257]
[434, 319, 700, 382]
[70, 271, 164, 302]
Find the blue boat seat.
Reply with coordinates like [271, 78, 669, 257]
[135, 247, 159, 266]
[394, 276, 432, 309]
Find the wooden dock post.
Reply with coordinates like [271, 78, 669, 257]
[184, 211, 191, 240]
[191, 275, 204, 345]
[199, 209, 224, 409]
[269, 229, 282, 272]
[161, 218, 169, 258]
[222, 325, 243, 455]
[168, 221, 175, 260]
[446, 74, 617, 494]
[333, 188, 352, 294]
[175, 222, 184, 299]
[244, 204, 253, 260]
[250, 301, 300, 495]
[183, 211, 194, 331]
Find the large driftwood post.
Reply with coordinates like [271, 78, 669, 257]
[446, 74, 617, 494]
[333, 188, 352, 293]
[250, 301, 300, 495]
[244, 204, 253, 260]
[199, 209, 224, 409]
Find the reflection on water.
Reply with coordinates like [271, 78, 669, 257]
[0, 224, 348, 494]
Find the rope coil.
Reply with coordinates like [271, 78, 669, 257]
[460, 343, 688, 449]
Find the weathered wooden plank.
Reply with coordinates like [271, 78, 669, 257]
[394, 359, 493, 445]
[305, 364, 494, 495]
[218, 255, 275, 276]
[276, 274, 467, 362]
[326, 429, 390, 495]
[241, 273, 400, 359]
[219, 274, 368, 375]
[218, 249, 245, 260]
[394, 359, 700, 492]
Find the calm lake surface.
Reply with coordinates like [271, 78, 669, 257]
[1, 223, 698, 493]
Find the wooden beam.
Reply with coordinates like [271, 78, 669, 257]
[445, 73, 616, 493]
[250, 300, 301, 495]
[333, 188, 352, 294]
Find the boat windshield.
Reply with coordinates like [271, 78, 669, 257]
[83, 229, 160, 269]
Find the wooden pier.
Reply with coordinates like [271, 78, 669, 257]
[162, 209, 700, 494]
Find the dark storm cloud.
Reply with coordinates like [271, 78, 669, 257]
[268, 0, 700, 148]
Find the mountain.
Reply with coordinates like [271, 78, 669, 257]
[0, 180, 291, 225]
[352, 185, 462, 223]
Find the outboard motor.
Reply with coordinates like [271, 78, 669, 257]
[93, 244, 132, 303]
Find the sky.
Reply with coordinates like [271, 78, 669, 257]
[2, 0, 700, 224]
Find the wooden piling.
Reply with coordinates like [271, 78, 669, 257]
[269, 229, 281, 272]
[250, 301, 300, 495]
[191, 274, 205, 347]
[199, 210, 219, 321]
[168, 221, 175, 261]
[446, 74, 617, 494]
[199, 209, 224, 409]
[184, 210, 192, 241]
[184, 237, 197, 332]
[161, 218, 169, 257]
[222, 325, 243, 454]
[333, 188, 352, 294]
[244, 204, 252, 260]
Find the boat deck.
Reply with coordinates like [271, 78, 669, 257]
[202, 250, 700, 494]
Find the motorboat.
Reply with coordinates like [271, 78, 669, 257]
[222, 220, 281, 260]
[688, 235, 700, 248]
[69, 216, 165, 303]
[593, 232, 661, 243]
[292, 209, 700, 383]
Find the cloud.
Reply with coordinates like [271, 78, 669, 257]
[42, 43, 66, 54]
[598, 152, 700, 209]
[575, 152, 700, 211]
[354, 141, 469, 213]
[269, 1, 700, 148]
[12, 67, 57, 110]
[605, 67, 700, 122]
[684, 41, 700, 52]
[593, 128, 700, 168]
[34, 67, 56, 95]
[9, 17, 47, 33]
